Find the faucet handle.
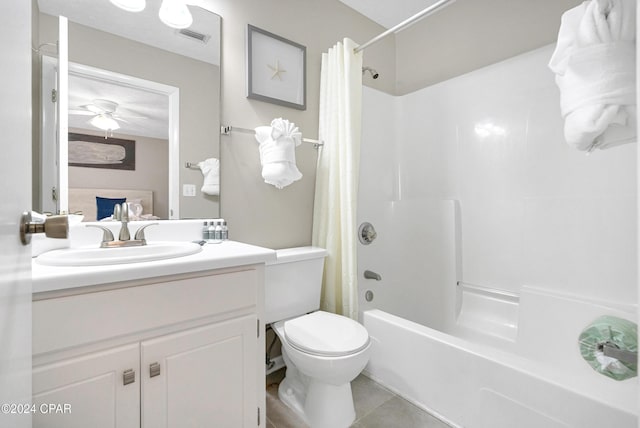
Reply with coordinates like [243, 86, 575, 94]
[86, 225, 115, 246]
[134, 223, 159, 243]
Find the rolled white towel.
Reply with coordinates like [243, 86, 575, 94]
[549, 0, 636, 151]
[197, 158, 220, 196]
[270, 117, 302, 144]
[254, 119, 303, 189]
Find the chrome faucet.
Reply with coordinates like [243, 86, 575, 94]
[86, 203, 158, 248]
[364, 270, 382, 281]
[114, 203, 131, 241]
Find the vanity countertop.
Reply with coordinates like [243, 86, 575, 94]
[32, 240, 276, 295]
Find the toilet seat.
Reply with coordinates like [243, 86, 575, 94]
[283, 311, 370, 357]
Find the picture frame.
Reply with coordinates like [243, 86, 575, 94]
[246, 24, 306, 110]
[68, 132, 136, 170]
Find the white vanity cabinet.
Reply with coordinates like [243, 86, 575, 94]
[32, 265, 265, 428]
[33, 343, 140, 428]
[141, 315, 257, 427]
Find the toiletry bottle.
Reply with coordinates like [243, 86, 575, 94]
[202, 221, 209, 241]
[214, 220, 223, 242]
[221, 220, 228, 241]
[207, 221, 216, 243]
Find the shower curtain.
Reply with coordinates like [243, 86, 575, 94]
[312, 38, 363, 320]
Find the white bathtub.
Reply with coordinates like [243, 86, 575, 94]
[363, 292, 638, 428]
[357, 197, 637, 427]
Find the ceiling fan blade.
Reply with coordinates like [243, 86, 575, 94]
[114, 117, 130, 124]
[69, 109, 95, 116]
[82, 104, 105, 114]
[113, 113, 147, 120]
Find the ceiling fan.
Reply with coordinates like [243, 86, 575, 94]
[69, 98, 145, 133]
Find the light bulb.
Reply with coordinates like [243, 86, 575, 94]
[159, 0, 193, 29]
[109, 0, 146, 12]
[90, 114, 120, 131]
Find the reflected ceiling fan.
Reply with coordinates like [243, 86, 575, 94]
[69, 98, 146, 133]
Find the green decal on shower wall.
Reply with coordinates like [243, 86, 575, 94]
[579, 315, 637, 381]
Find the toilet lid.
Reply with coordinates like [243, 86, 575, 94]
[283, 311, 370, 357]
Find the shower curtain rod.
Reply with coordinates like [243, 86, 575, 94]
[354, 0, 456, 54]
[220, 125, 324, 148]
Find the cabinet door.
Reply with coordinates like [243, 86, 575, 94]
[33, 343, 140, 428]
[141, 316, 257, 428]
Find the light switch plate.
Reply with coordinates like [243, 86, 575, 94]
[183, 184, 196, 197]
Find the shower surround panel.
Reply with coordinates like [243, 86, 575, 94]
[357, 44, 637, 426]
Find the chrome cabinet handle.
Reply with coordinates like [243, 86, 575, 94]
[149, 362, 161, 378]
[123, 369, 135, 385]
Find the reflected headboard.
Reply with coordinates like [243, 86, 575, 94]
[68, 188, 154, 221]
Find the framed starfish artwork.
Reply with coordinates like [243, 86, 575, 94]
[246, 24, 306, 110]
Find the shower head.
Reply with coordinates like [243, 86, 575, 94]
[362, 66, 379, 79]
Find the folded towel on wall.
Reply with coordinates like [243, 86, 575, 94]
[254, 118, 303, 189]
[197, 157, 220, 196]
[548, 0, 637, 152]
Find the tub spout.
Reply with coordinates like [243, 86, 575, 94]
[364, 270, 382, 281]
[599, 341, 638, 365]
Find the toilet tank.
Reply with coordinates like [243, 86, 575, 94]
[264, 246, 327, 324]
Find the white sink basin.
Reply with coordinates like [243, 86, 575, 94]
[36, 241, 203, 266]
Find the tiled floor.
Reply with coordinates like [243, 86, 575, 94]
[265, 369, 451, 428]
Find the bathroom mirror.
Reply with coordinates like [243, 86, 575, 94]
[34, 0, 221, 220]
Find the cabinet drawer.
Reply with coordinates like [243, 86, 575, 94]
[34, 269, 257, 355]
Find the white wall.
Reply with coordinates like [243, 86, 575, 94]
[357, 88, 459, 330]
[359, 45, 637, 326]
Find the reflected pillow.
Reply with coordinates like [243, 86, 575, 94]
[96, 196, 126, 221]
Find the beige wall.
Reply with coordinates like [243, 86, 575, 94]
[197, 0, 395, 248]
[38, 13, 220, 219]
[394, 0, 582, 95]
[68, 128, 169, 218]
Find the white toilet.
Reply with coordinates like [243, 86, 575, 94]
[265, 247, 370, 428]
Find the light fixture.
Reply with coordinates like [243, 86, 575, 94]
[109, 0, 146, 13]
[159, 0, 193, 29]
[90, 114, 120, 132]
